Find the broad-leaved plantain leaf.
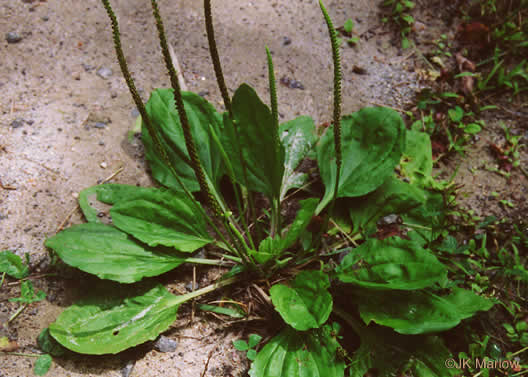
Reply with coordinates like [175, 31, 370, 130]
[348, 177, 427, 234]
[279, 116, 317, 200]
[224, 84, 285, 201]
[45, 223, 186, 283]
[400, 129, 433, 186]
[142, 89, 224, 193]
[270, 270, 332, 331]
[316, 107, 405, 213]
[337, 237, 447, 290]
[280, 198, 318, 251]
[77, 184, 212, 252]
[249, 324, 345, 377]
[49, 284, 179, 354]
[349, 322, 458, 377]
[0, 250, 29, 279]
[357, 287, 494, 334]
[110, 187, 212, 252]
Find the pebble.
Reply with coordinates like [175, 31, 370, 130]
[72, 71, 81, 80]
[100, 162, 107, 169]
[99, 141, 105, 146]
[282, 36, 292, 46]
[10, 118, 24, 128]
[131, 108, 140, 118]
[153, 336, 178, 353]
[280, 76, 304, 90]
[41, 15, 49, 21]
[6, 32, 23, 44]
[198, 90, 209, 97]
[120, 360, 135, 377]
[94, 122, 107, 129]
[185, 281, 199, 292]
[378, 214, 400, 225]
[96, 67, 113, 79]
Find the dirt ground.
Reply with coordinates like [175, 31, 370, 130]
[0, 0, 526, 376]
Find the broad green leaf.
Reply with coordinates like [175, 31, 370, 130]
[316, 107, 405, 213]
[34, 354, 52, 376]
[142, 89, 224, 193]
[348, 177, 427, 234]
[400, 129, 433, 187]
[464, 123, 481, 134]
[280, 198, 318, 251]
[249, 324, 345, 377]
[78, 184, 155, 223]
[49, 284, 179, 354]
[337, 237, 447, 290]
[403, 190, 445, 245]
[279, 116, 317, 200]
[45, 223, 186, 283]
[225, 84, 285, 200]
[357, 287, 494, 334]
[0, 250, 29, 279]
[349, 324, 457, 377]
[109, 187, 212, 252]
[233, 340, 249, 351]
[270, 270, 332, 331]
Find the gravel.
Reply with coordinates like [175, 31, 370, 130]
[6, 32, 23, 44]
[153, 336, 179, 353]
[96, 67, 113, 79]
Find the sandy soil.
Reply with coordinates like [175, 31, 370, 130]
[0, 0, 526, 376]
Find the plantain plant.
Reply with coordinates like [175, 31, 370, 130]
[43, 1, 494, 376]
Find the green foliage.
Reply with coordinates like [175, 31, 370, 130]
[337, 238, 447, 290]
[0, 250, 29, 279]
[45, 223, 187, 284]
[41, 1, 496, 375]
[34, 354, 52, 376]
[49, 284, 180, 354]
[316, 107, 405, 212]
[233, 334, 262, 361]
[9, 281, 46, 304]
[381, 0, 415, 48]
[270, 270, 332, 331]
[248, 324, 345, 377]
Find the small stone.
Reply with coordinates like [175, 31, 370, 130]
[41, 15, 49, 21]
[110, 91, 118, 98]
[185, 281, 199, 292]
[6, 32, 23, 44]
[10, 118, 24, 128]
[72, 192, 79, 199]
[154, 336, 178, 353]
[378, 214, 400, 225]
[72, 71, 81, 80]
[280, 76, 304, 90]
[131, 108, 140, 118]
[352, 65, 367, 75]
[121, 361, 136, 377]
[100, 162, 107, 169]
[96, 67, 113, 79]
[82, 63, 94, 72]
[94, 122, 106, 129]
[282, 36, 292, 46]
[198, 90, 209, 97]
[98, 141, 105, 146]
[26, 119, 34, 125]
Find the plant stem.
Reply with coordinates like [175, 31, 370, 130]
[166, 275, 239, 307]
[332, 306, 363, 335]
[0, 272, 5, 289]
[184, 258, 233, 267]
[150, 0, 224, 222]
[266, 47, 282, 238]
[100, 0, 236, 256]
[8, 304, 27, 325]
[204, 0, 232, 117]
[0, 352, 42, 358]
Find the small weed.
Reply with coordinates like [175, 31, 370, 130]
[381, 0, 415, 48]
[233, 334, 263, 361]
